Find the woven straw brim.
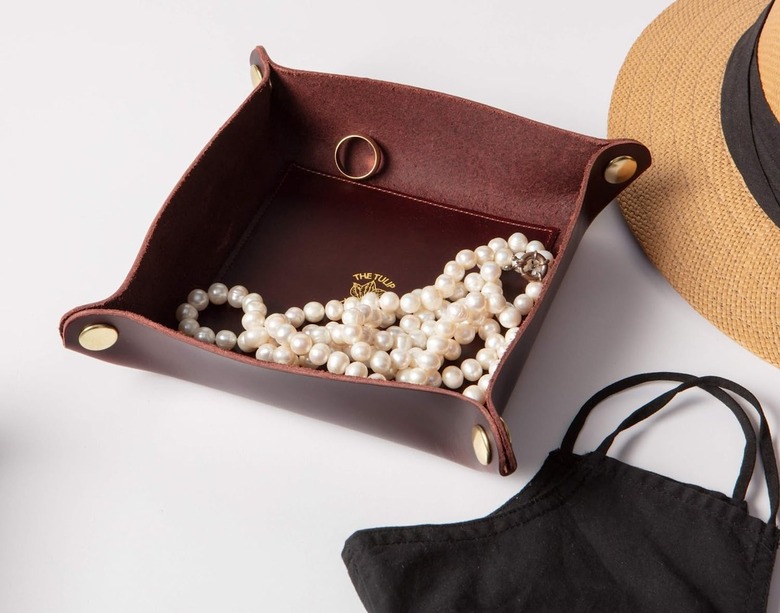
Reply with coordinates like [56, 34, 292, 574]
[609, 0, 780, 367]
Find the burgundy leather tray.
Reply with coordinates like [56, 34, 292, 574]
[60, 47, 650, 475]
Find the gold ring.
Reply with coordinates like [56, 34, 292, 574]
[334, 134, 383, 180]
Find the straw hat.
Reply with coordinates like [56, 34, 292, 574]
[609, 0, 780, 366]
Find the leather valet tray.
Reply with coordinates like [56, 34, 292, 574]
[60, 47, 650, 475]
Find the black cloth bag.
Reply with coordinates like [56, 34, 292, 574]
[343, 373, 780, 612]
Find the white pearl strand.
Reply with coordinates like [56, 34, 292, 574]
[176, 233, 552, 405]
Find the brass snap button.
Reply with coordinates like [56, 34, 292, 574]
[78, 324, 119, 351]
[471, 425, 492, 466]
[604, 155, 638, 184]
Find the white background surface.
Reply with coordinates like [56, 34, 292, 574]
[2, 1, 780, 611]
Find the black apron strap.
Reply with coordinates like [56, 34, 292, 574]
[560, 373, 778, 524]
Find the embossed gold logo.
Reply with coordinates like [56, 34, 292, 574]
[347, 272, 396, 300]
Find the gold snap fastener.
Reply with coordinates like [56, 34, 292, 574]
[250, 64, 263, 88]
[604, 155, 638, 184]
[78, 324, 119, 351]
[334, 134, 383, 181]
[471, 425, 492, 466]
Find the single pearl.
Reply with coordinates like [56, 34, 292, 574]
[215, 329, 237, 350]
[308, 342, 331, 366]
[178, 318, 199, 336]
[373, 330, 394, 351]
[369, 350, 392, 375]
[303, 301, 325, 323]
[476, 348, 498, 370]
[194, 327, 216, 344]
[308, 327, 331, 345]
[443, 260, 465, 280]
[426, 336, 449, 355]
[498, 306, 522, 329]
[486, 294, 507, 314]
[410, 330, 428, 348]
[399, 293, 422, 314]
[463, 385, 485, 403]
[508, 232, 528, 252]
[461, 358, 483, 382]
[329, 324, 345, 345]
[420, 286, 443, 310]
[488, 361, 500, 375]
[485, 332, 506, 351]
[427, 371, 443, 387]
[342, 324, 362, 345]
[445, 302, 469, 323]
[176, 303, 198, 322]
[242, 293, 263, 309]
[273, 323, 296, 344]
[513, 293, 534, 315]
[187, 289, 209, 311]
[434, 319, 456, 339]
[272, 345, 297, 365]
[342, 308, 366, 327]
[455, 249, 477, 269]
[478, 374, 492, 393]
[327, 351, 350, 375]
[417, 309, 435, 321]
[241, 311, 265, 331]
[415, 351, 442, 371]
[390, 348, 411, 370]
[394, 334, 413, 351]
[451, 283, 468, 300]
[488, 237, 508, 251]
[289, 332, 314, 356]
[324, 299, 344, 321]
[444, 339, 462, 361]
[494, 247, 514, 270]
[243, 300, 266, 316]
[479, 319, 501, 340]
[442, 365, 464, 389]
[263, 313, 288, 336]
[343, 297, 360, 310]
[368, 373, 387, 381]
[481, 281, 503, 296]
[285, 307, 305, 327]
[467, 307, 487, 325]
[380, 311, 396, 328]
[464, 272, 485, 292]
[255, 343, 276, 361]
[345, 362, 368, 378]
[237, 329, 269, 352]
[525, 281, 543, 299]
[474, 245, 494, 265]
[400, 314, 421, 332]
[453, 323, 476, 345]
[525, 240, 545, 252]
[434, 275, 456, 298]
[538, 250, 554, 261]
[361, 292, 380, 308]
[379, 291, 400, 313]
[505, 327, 520, 344]
[406, 367, 428, 385]
[227, 285, 248, 308]
[350, 341, 372, 363]
[420, 319, 437, 337]
[464, 292, 486, 311]
[208, 283, 228, 305]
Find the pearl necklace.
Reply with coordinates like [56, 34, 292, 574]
[175, 233, 552, 405]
